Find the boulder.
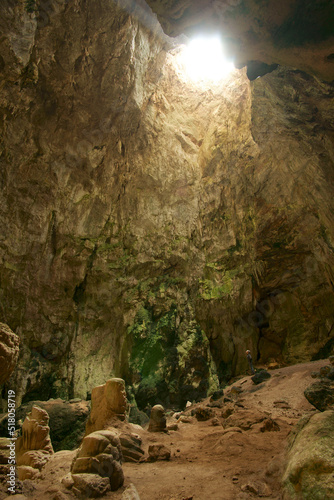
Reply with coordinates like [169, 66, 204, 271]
[210, 389, 224, 401]
[16, 406, 53, 478]
[192, 406, 214, 421]
[224, 409, 267, 430]
[148, 444, 171, 461]
[119, 433, 145, 463]
[121, 483, 141, 500]
[71, 430, 124, 492]
[251, 370, 271, 385]
[260, 418, 280, 433]
[283, 411, 334, 499]
[85, 379, 127, 435]
[0, 322, 19, 384]
[148, 405, 167, 432]
[304, 381, 334, 411]
[71, 473, 111, 498]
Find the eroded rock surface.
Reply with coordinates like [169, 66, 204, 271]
[283, 411, 334, 499]
[71, 429, 124, 494]
[0, 322, 19, 385]
[85, 379, 127, 435]
[0, 0, 333, 411]
[16, 406, 53, 480]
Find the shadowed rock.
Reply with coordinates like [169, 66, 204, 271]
[148, 405, 167, 432]
[0, 322, 19, 385]
[304, 380, 334, 411]
[71, 429, 124, 493]
[251, 370, 271, 385]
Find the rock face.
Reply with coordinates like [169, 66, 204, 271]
[16, 405, 53, 480]
[0, 322, 19, 385]
[0, 0, 333, 409]
[304, 380, 334, 411]
[85, 379, 127, 435]
[283, 411, 334, 499]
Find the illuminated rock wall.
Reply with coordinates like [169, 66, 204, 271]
[0, 0, 333, 408]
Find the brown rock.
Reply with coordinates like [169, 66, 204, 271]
[17, 465, 40, 481]
[221, 404, 234, 419]
[16, 406, 53, 473]
[148, 444, 171, 461]
[121, 483, 141, 500]
[148, 405, 167, 432]
[71, 473, 111, 498]
[260, 418, 280, 433]
[119, 433, 145, 463]
[225, 409, 267, 430]
[85, 379, 128, 435]
[0, 323, 19, 385]
[72, 430, 124, 491]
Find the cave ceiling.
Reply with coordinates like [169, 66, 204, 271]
[145, 0, 334, 82]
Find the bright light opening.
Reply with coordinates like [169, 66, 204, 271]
[180, 36, 234, 83]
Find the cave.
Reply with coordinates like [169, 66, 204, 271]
[0, 0, 334, 498]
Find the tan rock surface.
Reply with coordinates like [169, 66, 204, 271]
[85, 379, 128, 435]
[0, 0, 333, 413]
[0, 323, 19, 385]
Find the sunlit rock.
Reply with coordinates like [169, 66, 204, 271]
[85, 379, 127, 435]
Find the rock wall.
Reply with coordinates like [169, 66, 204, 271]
[0, 0, 333, 408]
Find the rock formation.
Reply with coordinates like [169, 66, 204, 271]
[16, 405, 54, 480]
[85, 379, 128, 435]
[148, 404, 167, 432]
[283, 411, 334, 499]
[0, 322, 19, 385]
[1, 398, 90, 452]
[71, 429, 124, 495]
[0, 0, 333, 412]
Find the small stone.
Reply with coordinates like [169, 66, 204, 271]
[148, 444, 171, 461]
[61, 473, 74, 489]
[260, 418, 280, 432]
[71, 473, 111, 497]
[267, 362, 280, 370]
[251, 370, 271, 385]
[121, 483, 141, 500]
[167, 423, 178, 431]
[192, 406, 214, 421]
[320, 365, 331, 377]
[211, 417, 220, 426]
[221, 404, 234, 419]
[210, 389, 224, 401]
[178, 416, 193, 424]
[230, 385, 243, 395]
[241, 482, 259, 494]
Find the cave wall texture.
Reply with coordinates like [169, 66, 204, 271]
[0, 0, 334, 409]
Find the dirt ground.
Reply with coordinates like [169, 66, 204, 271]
[1, 359, 328, 500]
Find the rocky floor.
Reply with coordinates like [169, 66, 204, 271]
[0, 359, 329, 500]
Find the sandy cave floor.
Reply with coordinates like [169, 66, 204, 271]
[1, 359, 329, 500]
